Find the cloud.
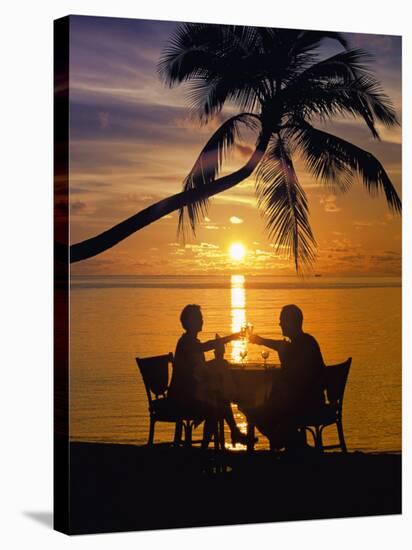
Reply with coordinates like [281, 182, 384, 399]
[320, 195, 341, 213]
[98, 111, 111, 129]
[185, 242, 219, 250]
[236, 144, 254, 158]
[229, 216, 244, 224]
[70, 201, 88, 213]
[370, 251, 401, 263]
[132, 260, 152, 267]
[353, 220, 373, 229]
[349, 33, 398, 56]
[69, 180, 112, 196]
[215, 192, 256, 207]
[70, 100, 191, 144]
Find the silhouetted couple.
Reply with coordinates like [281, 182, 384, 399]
[169, 303, 325, 451]
[168, 304, 251, 447]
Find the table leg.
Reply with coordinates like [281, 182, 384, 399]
[247, 423, 255, 452]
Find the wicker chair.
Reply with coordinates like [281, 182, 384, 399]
[136, 353, 224, 449]
[300, 357, 352, 452]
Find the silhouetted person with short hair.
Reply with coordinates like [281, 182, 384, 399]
[247, 304, 326, 450]
[169, 304, 253, 447]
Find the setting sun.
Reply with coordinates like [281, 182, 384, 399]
[229, 242, 246, 261]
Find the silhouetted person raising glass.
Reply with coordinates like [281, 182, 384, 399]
[247, 304, 326, 451]
[169, 304, 253, 447]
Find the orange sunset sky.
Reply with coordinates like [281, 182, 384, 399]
[68, 16, 402, 277]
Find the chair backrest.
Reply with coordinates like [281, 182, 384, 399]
[325, 357, 352, 405]
[136, 353, 174, 403]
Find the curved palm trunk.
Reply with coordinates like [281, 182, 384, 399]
[67, 130, 271, 263]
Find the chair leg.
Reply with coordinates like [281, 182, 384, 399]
[148, 418, 155, 446]
[337, 420, 347, 453]
[184, 421, 193, 447]
[218, 418, 225, 451]
[300, 428, 308, 446]
[213, 421, 219, 452]
[216, 419, 227, 474]
[316, 426, 324, 451]
[202, 419, 215, 450]
[247, 423, 256, 453]
[174, 421, 183, 446]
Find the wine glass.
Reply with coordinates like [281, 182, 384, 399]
[240, 349, 248, 367]
[261, 350, 269, 369]
[247, 322, 254, 338]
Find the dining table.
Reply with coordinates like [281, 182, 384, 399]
[225, 362, 282, 451]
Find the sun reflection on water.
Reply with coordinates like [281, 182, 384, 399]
[230, 274, 247, 363]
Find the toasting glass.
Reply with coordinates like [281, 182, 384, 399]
[240, 349, 248, 367]
[261, 350, 269, 369]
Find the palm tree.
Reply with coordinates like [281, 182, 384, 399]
[69, 25, 401, 269]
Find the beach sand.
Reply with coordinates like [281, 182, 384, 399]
[56, 440, 401, 535]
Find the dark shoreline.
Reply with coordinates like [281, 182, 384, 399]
[60, 441, 401, 535]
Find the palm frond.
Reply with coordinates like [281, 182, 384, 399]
[252, 28, 347, 88]
[158, 25, 352, 122]
[294, 122, 402, 212]
[284, 119, 353, 193]
[288, 49, 373, 86]
[178, 113, 261, 236]
[258, 28, 348, 73]
[256, 135, 316, 271]
[157, 23, 227, 86]
[283, 69, 398, 139]
[186, 74, 262, 122]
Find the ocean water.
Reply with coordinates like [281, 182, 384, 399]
[69, 275, 401, 452]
